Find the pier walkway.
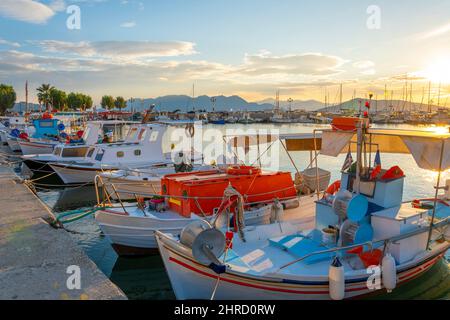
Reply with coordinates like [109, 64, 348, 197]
[0, 163, 126, 300]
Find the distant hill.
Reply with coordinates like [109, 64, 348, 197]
[126, 95, 275, 112]
[257, 98, 324, 111]
[318, 98, 445, 113]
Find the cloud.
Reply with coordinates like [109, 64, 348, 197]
[34, 40, 197, 59]
[0, 39, 21, 47]
[49, 0, 66, 11]
[120, 21, 136, 28]
[417, 22, 450, 40]
[0, 0, 55, 24]
[240, 52, 346, 76]
[353, 60, 375, 69]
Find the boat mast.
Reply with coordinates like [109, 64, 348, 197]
[428, 81, 432, 113]
[25, 81, 28, 114]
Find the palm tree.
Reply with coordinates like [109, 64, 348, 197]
[36, 84, 55, 112]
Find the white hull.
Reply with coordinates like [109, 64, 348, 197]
[95, 205, 272, 254]
[6, 137, 21, 152]
[18, 140, 55, 155]
[0, 131, 7, 143]
[156, 230, 449, 300]
[50, 164, 102, 184]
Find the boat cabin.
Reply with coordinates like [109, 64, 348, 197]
[82, 123, 168, 166]
[31, 118, 61, 139]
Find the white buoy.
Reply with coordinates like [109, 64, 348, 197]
[382, 254, 397, 293]
[329, 256, 345, 300]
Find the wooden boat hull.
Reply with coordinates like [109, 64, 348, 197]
[156, 232, 449, 300]
[101, 176, 162, 200]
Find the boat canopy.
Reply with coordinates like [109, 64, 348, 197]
[226, 133, 322, 152]
[225, 128, 450, 171]
[318, 128, 450, 171]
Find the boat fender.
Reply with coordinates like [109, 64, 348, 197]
[329, 256, 345, 300]
[271, 199, 284, 223]
[381, 253, 397, 293]
[185, 124, 195, 138]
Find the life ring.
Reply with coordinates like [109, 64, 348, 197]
[325, 180, 341, 196]
[185, 124, 195, 138]
[227, 165, 261, 175]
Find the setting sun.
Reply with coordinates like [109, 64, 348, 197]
[420, 59, 450, 83]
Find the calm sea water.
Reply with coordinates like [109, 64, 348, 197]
[35, 123, 449, 300]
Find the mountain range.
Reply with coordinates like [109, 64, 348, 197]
[318, 98, 446, 113]
[12, 96, 447, 113]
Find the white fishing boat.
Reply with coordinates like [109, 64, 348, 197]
[2, 116, 32, 152]
[94, 166, 302, 255]
[48, 123, 184, 184]
[21, 120, 139, 178]
[156, 119, 450, 300]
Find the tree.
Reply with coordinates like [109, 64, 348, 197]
[101, 95, 115, 110]
[114, 96, 126, 110]
[67, 92, 93, 111]
[36, 83, 55, 111]
[49, 88, 67, 111]
[0, 84, 16, 115]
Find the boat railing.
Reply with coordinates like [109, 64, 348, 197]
[277, 216, 449, 271]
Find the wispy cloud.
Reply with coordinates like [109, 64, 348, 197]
[240, 51, 346, 77]
[416, 22, 450, 40]
[33, 40, 197, 59]
[120, 21, 136, 28]
[0, 39, 21, 48]
[0, 0, 55, 24]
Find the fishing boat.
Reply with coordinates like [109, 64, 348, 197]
[17, 117, 67, 155]
[48, 123, 172, 184]
[21, 120, 138, 180]
[155, 119, 450, 300]
[94, 166, 301, 255]
[0, 116, 30, 152]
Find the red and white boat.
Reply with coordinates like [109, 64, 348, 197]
[156, 120, 450, 300]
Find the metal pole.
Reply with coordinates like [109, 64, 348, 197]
[313, 130, 320, 200]
[426, 139, 445, 250]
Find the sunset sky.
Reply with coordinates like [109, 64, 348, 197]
[1, 0, 450, 105]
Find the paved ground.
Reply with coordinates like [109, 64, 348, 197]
[0, 153, 126, 300]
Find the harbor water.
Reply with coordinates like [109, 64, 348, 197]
[33, 123, 449, 300]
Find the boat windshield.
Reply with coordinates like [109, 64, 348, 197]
[61, 147, 90, 158]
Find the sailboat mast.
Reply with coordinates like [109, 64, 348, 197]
[25, 81, 28, 114]
[428, 81, 432, 113]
